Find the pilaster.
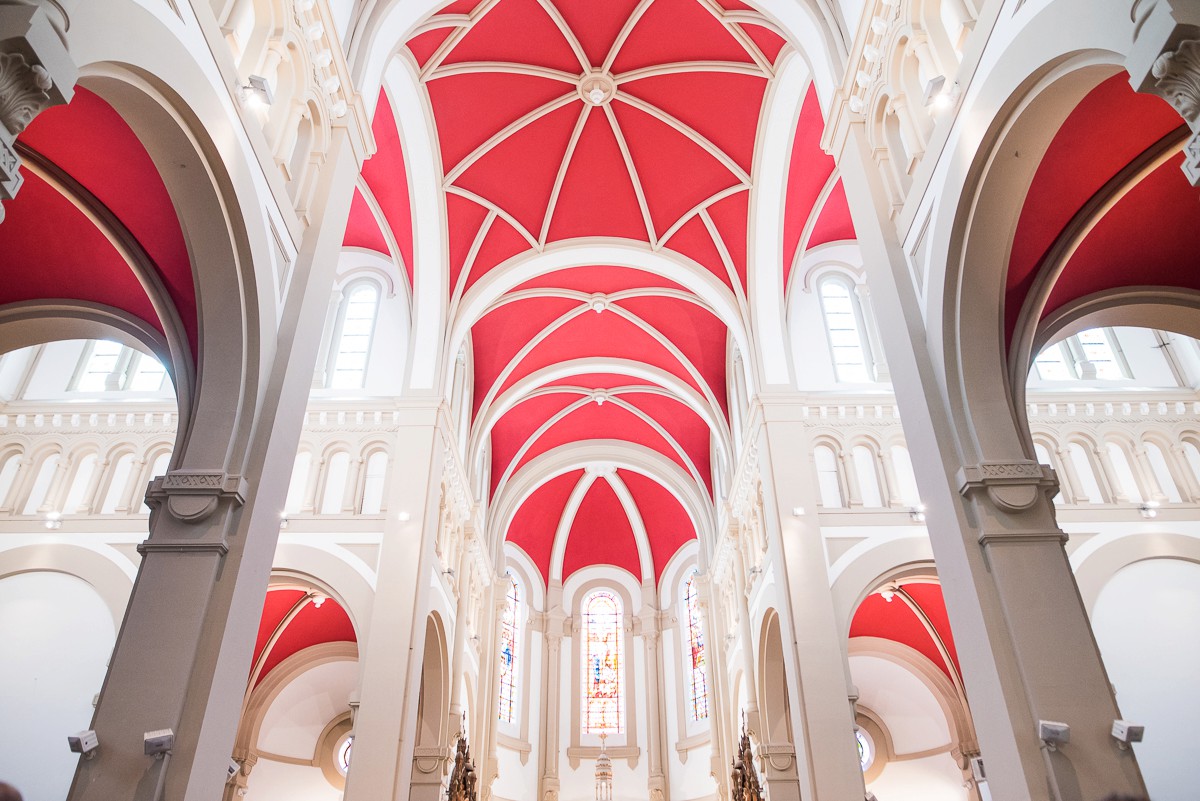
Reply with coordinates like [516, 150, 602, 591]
[754, 403, 868, 800]
[835, 118, 1147, 801]
[343, 406, 448, 801]
[66, 124, 360, 801]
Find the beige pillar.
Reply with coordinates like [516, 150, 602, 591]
[67, 125, 360, 801]
[538, 596, 565, 801]
[756, 407, 868, 799]
[640, 609, 668, 800]
[835, 120, 1146, 801]
[730, 538, 761, 736]
[344, 407, 449, 801]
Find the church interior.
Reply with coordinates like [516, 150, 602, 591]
[0, 0, 1199, 800]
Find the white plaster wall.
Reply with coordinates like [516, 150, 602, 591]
[0, 572, 116, 801]
[256, 660, 358, 759]
[244, 759, 343, 801]
[868, 753, 966, 801]
[1090, 558, 1200, 801]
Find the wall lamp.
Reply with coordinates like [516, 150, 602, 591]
[908, 504, 926, 523]
[1139, 501, 1160, 519]
[239, 75, 274, 108]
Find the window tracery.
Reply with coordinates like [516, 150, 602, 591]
[684, 573, 709, 722]
[498, 574, 520, 724]
[582, 590, 623, 734]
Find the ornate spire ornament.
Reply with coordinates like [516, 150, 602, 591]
[447, 719, 478, 801]
[730, 717, 764, 801]
[594, 733, 613, 801]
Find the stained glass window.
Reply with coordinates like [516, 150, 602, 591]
[497, 575, 520, 723]
[336, 735, 353, 775]
[583, 590, 623, 733]
[684, 573, 709, 721]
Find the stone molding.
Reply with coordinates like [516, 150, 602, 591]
[145, 469, 248, 523]
[956, 461, 1057, 511]
[1128, 1, 1200, 183]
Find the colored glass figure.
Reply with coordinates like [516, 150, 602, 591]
[497, 575, 520, 722]
[685, 573, 709, 721]
[583, 591, 623, 733]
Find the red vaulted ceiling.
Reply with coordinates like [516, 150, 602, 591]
[345, 0, 852, 584]
[1007, 74, 1200, 349]
[251, 588, 357, 689]
[0, 88, 198, 362]
[850, 582, 960, 681]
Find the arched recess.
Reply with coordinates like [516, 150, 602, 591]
[0, 543, 136, 629]
[758, 610, 793, 746]
[1071, 531, 1200, 615]
[64, 0, 281, 471]
[423, 612, 450, 745]
[936, 55, 1128, 463]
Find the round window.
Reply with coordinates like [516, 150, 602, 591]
[336, 734, 353, 776]
[856, 728, 875, 772]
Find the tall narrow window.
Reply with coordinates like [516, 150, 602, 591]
[819, 278, 872, 382]
[684, 573, 709, 722]
[814, 445, 844, 508]
[330, 283, 380, 389]
[582, 590, 623, 733]
[498, 575, 520, 724]
[1034, 342, 1074, 381]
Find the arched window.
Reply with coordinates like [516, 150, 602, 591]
[814, 445, 843, 508]
[1144, 442, 1182, 503]
[818, 277, 872, 382]
[1034, 328, 1130, 381]
[889, 445, 921, 507]
[321, 451, 351, 514]
[284, 451, 312, 515]
[582, 590, 623, 733]
[852, 445, 883, 507]
[71, 341, 166, 392]
[330, 282, 381, 389]
[1068, 443, 1105, 504]
[1106, 443, 1143, 503]
[498, 575, 521, 724]
[683, 573, 709, 722]
[360, 451, 389, 514]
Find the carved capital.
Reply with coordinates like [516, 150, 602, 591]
[956, 461, 1056, 511]
[145, 469, 249, 523]
[412, 745, 452, 776]
[1152, 39, 1200, 124]
[0, 51, 49, 134]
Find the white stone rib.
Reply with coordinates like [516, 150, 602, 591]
[449, 209, 497, 319]
[533, 0, 592, 74]
[420, 0, 504, 78]
[658, 183, 748, 247]
[539, 104, 592, 247]
[695, 0, 775, 75]
[601, 0, 656, 73]
[430, 61, 580, 83]
[613, 60, 765, 83]
[603, 103, 659, 246]
[443, 91, 579, 185]
[699, 207, 748, 309]
[445, 186, 540, 250]
[614, 91, 751, 185]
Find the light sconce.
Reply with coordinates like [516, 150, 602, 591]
[908, 504, 926, 523]
[791, 506, 805, 517]
[278, 512, 289, 530]
[923, 75, 960, 110]
[44, 511, 62, 530]
[1139, 501, 1160, 519]
[397, 511, 412, 522]
[239, 75, 274, 108]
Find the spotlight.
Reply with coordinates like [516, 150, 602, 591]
[239, 75, 274, 108]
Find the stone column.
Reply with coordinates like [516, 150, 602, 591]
[1127, 0, 1200, 184]
[0, 2, 77, 222]
[538, 602, 565, 801]
[755, 406, 868, 800]
[66, 125, 360, 801]
[447, 530, 474, 734]
[854, 284, 891, 381]
[835, 120, 1147, 801]
[640, 610, 668, 800]
[1170, 444, 1200, 500]
[1054, 447, 1085, 504]
[729, 537, 761, 737]
[343, 406, 449, 801]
